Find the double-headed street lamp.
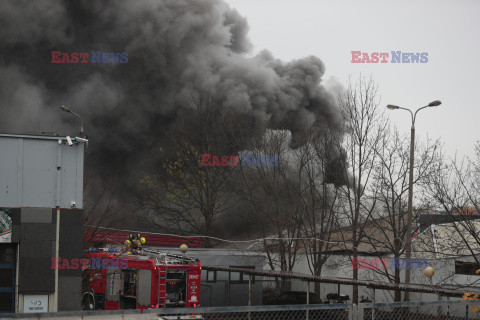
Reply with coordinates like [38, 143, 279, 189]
[60, 105, 84, 137]
[386, 99, 441, 301]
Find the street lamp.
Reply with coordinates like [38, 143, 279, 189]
[386, 99, 441, 301]
[60, 105, 84, 137]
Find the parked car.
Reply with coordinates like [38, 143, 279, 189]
[325, 293, 350, 304]
[270, 291, 323, 305]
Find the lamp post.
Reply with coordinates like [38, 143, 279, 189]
[60, 105, 84, 137]
[386, 100, 441, 301]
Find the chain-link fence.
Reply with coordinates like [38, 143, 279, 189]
[3, 301, 480, 320]
[0, 304, 351, 320]
[357, 300, 480, 320]
[154, 304, 350, 320]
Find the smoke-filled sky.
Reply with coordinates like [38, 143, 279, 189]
[225, 0, 480, 159]
[3, 0, 477, 188]
[0, 0, 342, 184]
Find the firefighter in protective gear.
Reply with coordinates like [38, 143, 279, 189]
[126, 234, 145, 251]
[124, 239, 132, 254]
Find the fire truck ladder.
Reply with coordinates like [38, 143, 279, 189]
[140, 247, 198, 265]
[157, 267, 167, 308]
[135, 248, 199, 308]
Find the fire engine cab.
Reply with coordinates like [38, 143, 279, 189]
[81, 246, 201, 310]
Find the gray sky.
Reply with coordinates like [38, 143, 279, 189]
[225, 0, 480, 158]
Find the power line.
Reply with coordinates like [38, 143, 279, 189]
[86, 225, 358, 249]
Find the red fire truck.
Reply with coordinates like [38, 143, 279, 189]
[81, 247, 201, 310]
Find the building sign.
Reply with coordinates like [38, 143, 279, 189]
[23, 295, 49, 313]
[0, 208, 12, 243]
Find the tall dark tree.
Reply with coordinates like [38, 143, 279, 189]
[140, 95, 260, 245]
[235, 130, 303, 291]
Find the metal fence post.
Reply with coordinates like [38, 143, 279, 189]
[437, 294, 442, 316]
[372, 288, 375, 320]
[306, 281, 309, 320]
[447, 296, 450, 317]
[351, 303, 363, 320]
[248, 275, 251, 320]
[348, 303, 354, 320]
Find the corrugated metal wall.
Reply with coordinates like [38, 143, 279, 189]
[0, 135, 84, 209]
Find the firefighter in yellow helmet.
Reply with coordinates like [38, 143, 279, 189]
[126, 234, 145, 251]
[124, 239, 132, 254]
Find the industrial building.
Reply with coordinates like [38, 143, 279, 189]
[0, 133, 85, 313]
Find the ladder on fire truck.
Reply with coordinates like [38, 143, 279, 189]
[138, 248, 198, 308]
[140, 247, 198, 265]
[158, 267, 167, 307]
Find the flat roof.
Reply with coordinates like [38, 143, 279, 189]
[0, 133, 70, 141]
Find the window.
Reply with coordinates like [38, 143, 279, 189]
[229, 266, 255, 284]
[455, 261, 480, 275]
[206, 270, 216, 282]
[0, 245, 14, 264]
[229, 271, 241, 282]
[0, 268, 14, 287]
[167, 272, 185, 280]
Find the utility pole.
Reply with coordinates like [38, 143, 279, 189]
[386, 100, 441, 301]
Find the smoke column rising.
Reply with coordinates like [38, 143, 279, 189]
[0, 0, 342, 185]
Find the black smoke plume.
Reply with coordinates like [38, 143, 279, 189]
[0, 0, 342, 189]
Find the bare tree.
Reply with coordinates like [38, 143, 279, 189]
[336, 75, 388, 303]
[140, 95, 258, 245]
[235, 129, 304, 291]
[396, 142, 480, 297]
[419, 142, 480, 264]
[83, 176, 130, 250]
[295, 123, 342, 295]
[235, 122, 342, 295]
[362, 128, 441, 301]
